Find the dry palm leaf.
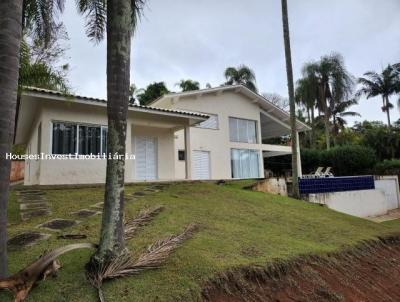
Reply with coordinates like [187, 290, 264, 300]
[0, 243, 96, 302]
[88, 224, 198, 302]
[124, 206, 164, 240]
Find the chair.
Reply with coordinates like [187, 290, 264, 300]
[323, 167, 334, 177]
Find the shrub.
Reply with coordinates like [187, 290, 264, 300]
[301, 145, 377, 176]
[374, 160, 400, 178]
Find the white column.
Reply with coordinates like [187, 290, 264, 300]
[296, 131, 302, 177]
[184, 126, 192, 179]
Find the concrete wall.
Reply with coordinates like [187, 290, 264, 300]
[375, 176, 400, 210]
[309, 189, 388, 218]
[162, 91, 265, 179]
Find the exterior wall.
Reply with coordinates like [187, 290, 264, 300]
[309, 189, 388, 218]
[25, 100, 176, 185]
[375, 176, 400, 210]
[24, 109, 43, 185]
[164, 92, 265, 180]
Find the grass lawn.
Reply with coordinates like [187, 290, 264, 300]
[1, 181, 400, 301]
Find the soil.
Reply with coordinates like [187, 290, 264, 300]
[57, 234, 87, 240]
[39, 219, 78, 230]
[203, 235, 400, 302]
[21, 209, 51, 220]
[7, 232, 50, 250]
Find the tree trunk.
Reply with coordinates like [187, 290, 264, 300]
[91, 0, 132, 265]
[0, 1, 23, 278]
[385, 96, 391, 128]
[281, 0, 300, 199]
[321, 85, 330, 150]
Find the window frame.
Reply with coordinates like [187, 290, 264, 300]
[229, 117, 258, 144]
[50, 120, 108, 156]
[230, 148, 260, 179]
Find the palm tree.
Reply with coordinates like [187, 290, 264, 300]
[295, 76, 318, 147]
[331, 99, 360, 144]
[76, 0, 146, 272]
[0, 0, 64, 278]
[280, 0, 299, 198]
[303, 53, 354, 149]
[129, 84, 144, 105]
[357, 65, 400, 128]
[176, 79, 200, 92]
[224, 65, 258, 92]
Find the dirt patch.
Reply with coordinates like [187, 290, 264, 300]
[39, 219, 79, 230]
[203, 235, 400, 302]
[133, 191, 146, 196]
[7, 232, 50, 250]
[72, 209, 99, 218]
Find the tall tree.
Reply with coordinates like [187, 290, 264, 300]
[281, 0, 300, 198]
[303, 53, 354, 149]
[295, 76, 318, 147]
[330, 98, 360, 144]
[357, 64, 400, 127]
[0, 0, 64, 278]
[176, 79, 200, 92]
[224, 65, 258, 92]
[77, 0, 145, 270]
[137, 81, 169, 105]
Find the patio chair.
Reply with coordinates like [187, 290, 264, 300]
[302, 167, 324, 179]
[323, 167, 334, 177]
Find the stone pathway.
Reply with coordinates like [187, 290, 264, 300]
[368, 209, 400, 223]
[17, 189, 52, 221]
[38, 218, 80, 231]
[7, 232, 50, 250]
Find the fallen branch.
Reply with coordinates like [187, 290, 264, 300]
[0, 243, 96, 302]
[87, 224, 198, 302]
[124, 206, 164, 240]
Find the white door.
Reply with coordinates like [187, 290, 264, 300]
[192, 151, 210, 180]
[135, 136, 157, 180]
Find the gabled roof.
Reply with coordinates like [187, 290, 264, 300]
[22, 86, 209, 119]
[151, 85, 311, 132]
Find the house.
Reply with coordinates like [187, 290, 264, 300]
[15, 85, 310, 185]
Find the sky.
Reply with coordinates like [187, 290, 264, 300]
[62, 0, 400, 125]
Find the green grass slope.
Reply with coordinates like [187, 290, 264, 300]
[2, 181, 399, 301]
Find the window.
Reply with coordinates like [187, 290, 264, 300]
[229, 117, 257, 143]
[178, 150, 185, 161]
[52, 122, 77, 154]
[196, 114, 218, 129]
[231, 149, 260, 179]
[79, 125, 101, 155]
[52, 122, 107, 155]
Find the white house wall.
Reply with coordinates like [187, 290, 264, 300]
[163, 91, 266, 179]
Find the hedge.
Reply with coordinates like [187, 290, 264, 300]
[374, 159, 400, 179]
[301, 145, 377, 176]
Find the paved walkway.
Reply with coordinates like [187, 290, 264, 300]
[369, 209, 400, 223]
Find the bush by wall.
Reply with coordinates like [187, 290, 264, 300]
[301, 145, 377, 176]
[374, 160, 400, 179]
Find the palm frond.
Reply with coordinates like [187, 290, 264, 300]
[124, 206, 164, 240]
[87, 224, 199, 301]
[75, 0, 107, 42]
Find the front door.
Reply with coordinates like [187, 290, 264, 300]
[135, 136, 157, 180]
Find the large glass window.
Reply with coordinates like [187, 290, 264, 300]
[231, 149, 260, 179]
[52, 122, 77, 154]
[229, 117, 257, 143]
[79, 125, 101, 155]
[52, 122, 107, 155]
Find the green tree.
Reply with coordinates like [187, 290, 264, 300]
[330, 99, 360, 144]
[281, 0, 299, 198]
[129, 84, 144, 104]
[176, 79, 200, 92]
[357, 64, 400, 128]
[303, 53, 354, 150]
[224, 65, 258, 92]
[137, 82, 169, 105]
[0, 0, 64, 278]
[295, 75, 318, 147]
[76, 0, 146, 274]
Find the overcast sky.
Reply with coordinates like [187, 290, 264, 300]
[62, 0, 400, 125]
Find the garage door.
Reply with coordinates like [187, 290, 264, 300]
[192, 150, 210, 180]
[135, 136, 157, 180]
